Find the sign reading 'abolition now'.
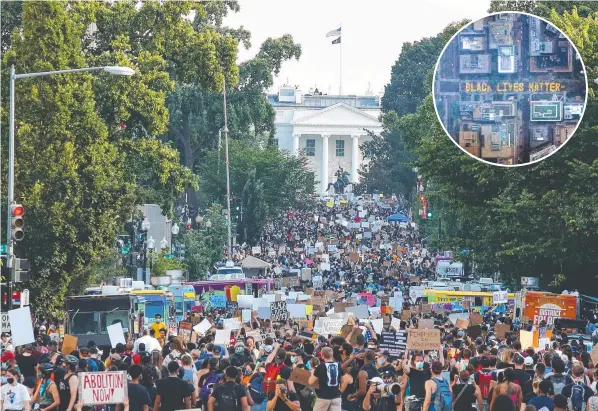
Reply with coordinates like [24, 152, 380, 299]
[79, 371, 127, 405]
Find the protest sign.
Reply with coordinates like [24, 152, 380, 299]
[467, 325, 482, 339]
[242, 310, 252, 324]
[322, 318, 345, 335]
[246, 330, 262, 343]
[494, 323, 511, 338]
[270, 301, 289, 322]
[391, 317, 402, 331]
[237, 295, 254, 309]
[418, 319, 434, 329]
[493, 291, 508, 305]
[79, 372, 127, 405]
[407, 329, 441, 351]
[193, 319, 212, 335]
[469, 312, 483, 326]
[214, 329, 229, 345]
[8, 307, 35, 347]
[222, 318, 241, 330]
[455, 318, 469, 330]
[379, 331, 408, 358]
[178, 321, 193, 341]
[62, 334, 78, 356]
[290, 367, 318, 388]
[520, 330, 535, 349]
[334, 303, 347, 312]
[287, 304, 306, 319]
[210, 295, 227, 308]
[252, 246, 262, 255]
[421, 304, 432, 315]
[590, 344, 598, 367]
[401, 310, 411, 321]
[448, 313, 469, 325]
[346, 305, 369, 318]
[107, 323, 126, 348]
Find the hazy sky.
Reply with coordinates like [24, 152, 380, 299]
[225, 0, 491, 96]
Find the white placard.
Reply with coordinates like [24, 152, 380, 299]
[371, 318, 384, 334]
[193, 319, 212, 335]
[223, 318, 241, 330]
[242, 310, 252, 323]
[493, 291, 508, 305]
[79, 371, 127, 405]
[320, 262, 331, 271]
[214, 329, 230, 345]
[391, 317, 402, 330]
[107, 323, 126, 348]
[312, 276, 323, 289]
[237, 295, 255, 309]
[448, 313, 470, 325]
[322, 318, 345, 335]
[287, 304, 307, 318]
[252, 246, 262, 255]
[409, 286, 425, 302]
[7, 307, 34, 346]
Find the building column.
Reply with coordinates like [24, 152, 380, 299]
[292, 133, 300, 156]
[321, 134, 330, 193]
[351, 134, 360, 183]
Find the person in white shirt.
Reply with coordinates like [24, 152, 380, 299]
[134, 329, 161, 353]
[1, 369, 31, 411]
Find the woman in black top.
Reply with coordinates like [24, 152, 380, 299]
[452, 370, 482, 411]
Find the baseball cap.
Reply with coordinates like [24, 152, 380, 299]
[524, 357, 534, 366]
[382, 350, 390, 357]
[457, 331, 464, 338]
[514, 355, 525, 365]
[276, 348, 287, 361]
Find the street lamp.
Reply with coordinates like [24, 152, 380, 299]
[160, 237, 168, 250]
[6, 64, 135, 273]
[146, 236, 155, 250]
[195, 215, 204, 225]
[140, 218, 150, 284]
[171, 223, 180, 235]
[141, 218, 150, 232]
[205, 220, 212, 229]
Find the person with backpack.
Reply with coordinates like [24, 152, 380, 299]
[208, 366, 249, 411]
[423, 361, 452, 411]
[475, 356, 495, 410]
[547, 358, 574, 396]
[247, 365, 266, 411]
[527, 379, 554, 411]
[586, 386, 598, 411]
[262, 346, 287, 400]
[180, 355, 198, 406]
[561, 364, 593, 411]
[78, 348, 98, 373]
[200, 359, 225, 407]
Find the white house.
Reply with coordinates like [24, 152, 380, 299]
[268, 86, 383, 193]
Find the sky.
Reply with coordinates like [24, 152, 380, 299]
[225, 0, 492, 96]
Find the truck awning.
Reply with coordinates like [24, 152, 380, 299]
[136, 295, 165, 303]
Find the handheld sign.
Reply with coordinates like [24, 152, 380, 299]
[270, 301, 289, 322]
[79, 371, 127, 405]
[407, 329, 440, 351]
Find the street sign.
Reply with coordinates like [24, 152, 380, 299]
[1, 313, 10, 333]
[164, 254, 173, 259]
[120, 247, 130, 254]
[0, 244, 6, 254]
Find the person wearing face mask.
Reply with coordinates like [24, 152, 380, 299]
[231, 342, 250, 368]
[404, 352, 431, 409]
[246, 337, 259, 363]
[375, 351, 395, 375]
[30, 363, 60, 411]
[1, 369, 31, 411]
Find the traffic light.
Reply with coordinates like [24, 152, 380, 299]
[419, 194, 426, 202]
[10, 204, 24, 241]
[427, 210, 433, 218]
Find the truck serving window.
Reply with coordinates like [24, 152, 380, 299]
[71, 312, 99, 335]
[100, 310, 130, 333]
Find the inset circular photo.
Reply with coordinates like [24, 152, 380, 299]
[433, 12, 587, 166]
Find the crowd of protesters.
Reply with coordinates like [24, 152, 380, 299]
[3, 195, 598, 411]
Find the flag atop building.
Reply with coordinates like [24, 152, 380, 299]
[332, 37, 341, 45]
[326, 27, 341, 37]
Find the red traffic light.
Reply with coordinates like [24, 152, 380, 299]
[11, 205, 24, 217]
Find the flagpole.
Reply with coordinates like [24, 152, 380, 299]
[339, 22, 343, 95]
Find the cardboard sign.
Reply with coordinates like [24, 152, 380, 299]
[467, 325, 482, 339]
[270, 301, 289, 322]
[494, 323, 511, 338]
[401, 310, 411, 321]
[407, 329, 440, 351]
[61, 334, 78, 355]
[421, 304, 432, 315]
[520, 330, 535, 349]
[590, 344, 598, 367]
[290, 367, 318, 387]
[246, 330, 262, 343]
[469, 312, 483, 326]
[79, 372, 127, 405]
[418, 319, 434, 329]
[455, 318, 469, 330]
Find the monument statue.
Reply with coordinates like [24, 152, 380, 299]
[326, 167, 351, 194]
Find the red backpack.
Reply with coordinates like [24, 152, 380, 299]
[262, 362, 284, 394]
[479, 371, 493, 400]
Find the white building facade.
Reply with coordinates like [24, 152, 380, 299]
[269, 86, 383, 194]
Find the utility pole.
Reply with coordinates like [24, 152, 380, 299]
[223, 79, 233, 256]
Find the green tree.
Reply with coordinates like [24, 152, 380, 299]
[238, 169, 268, 245]
[183, 204, 228, 280]
[199, 141, 314, 227]
[1, 1, 195, 314]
